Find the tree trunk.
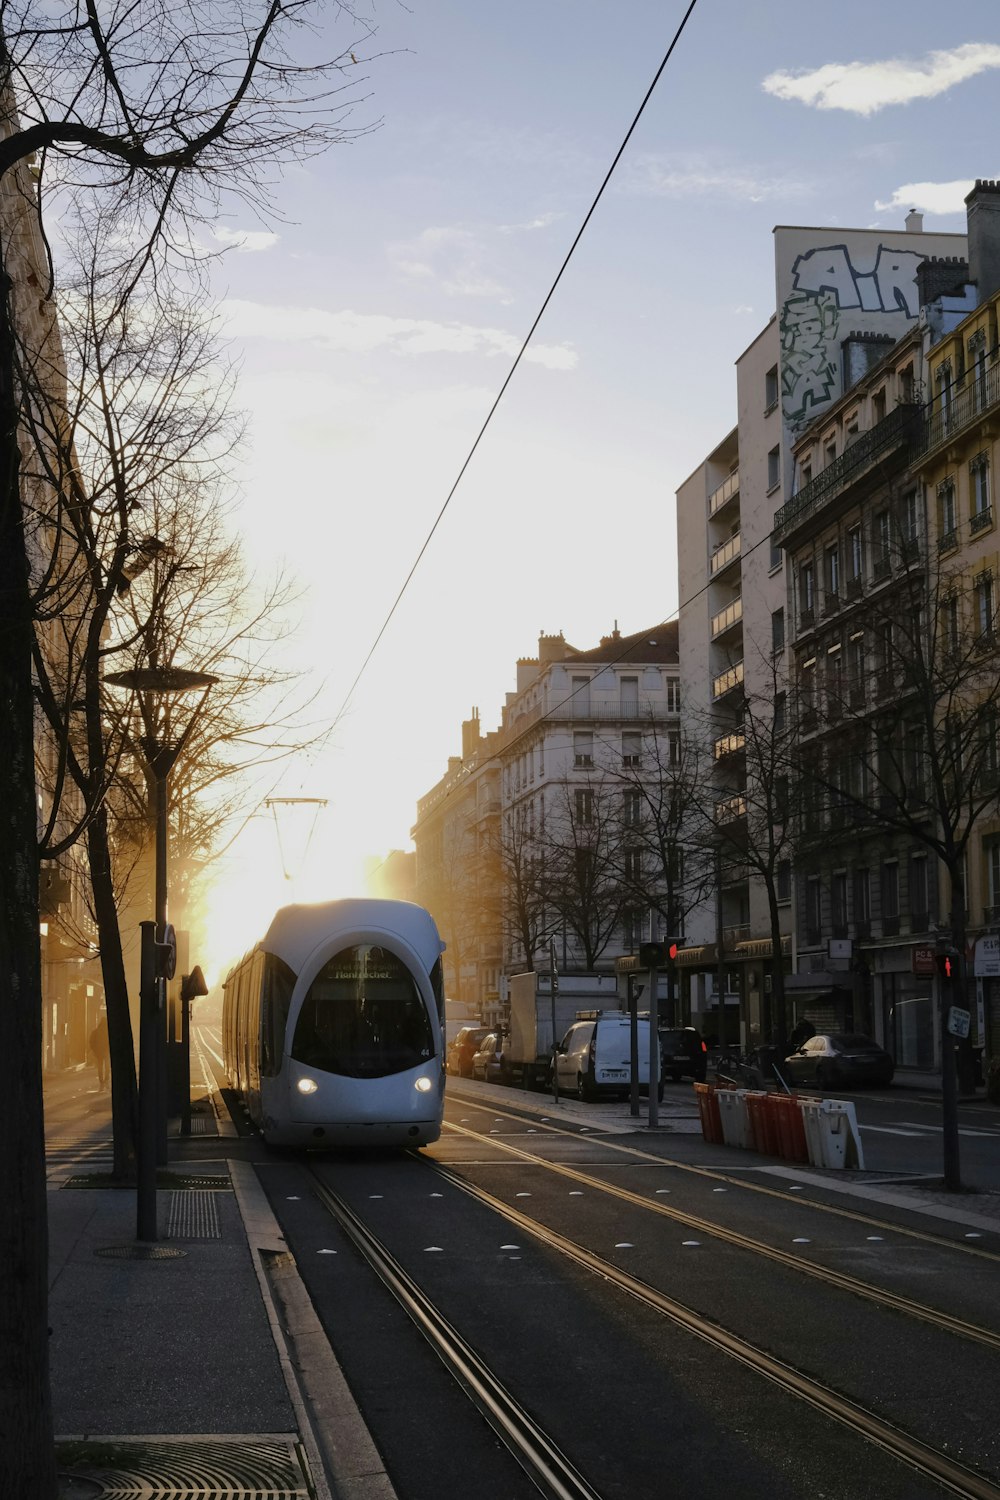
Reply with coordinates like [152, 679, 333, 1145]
[87, 804, 138, 1178]
[0, 275, 58, 1494]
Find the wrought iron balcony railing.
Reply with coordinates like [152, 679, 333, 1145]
[774, 403, 923, 540]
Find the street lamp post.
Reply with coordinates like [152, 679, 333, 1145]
[106, 665, 217, 1241]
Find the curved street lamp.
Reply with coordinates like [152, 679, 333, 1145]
[105, 664, 218, 1241]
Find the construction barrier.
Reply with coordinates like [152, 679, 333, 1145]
[717, 1088, 753, 1149]
[693, 1082, 724, 1144]
[744, 1091, 781, 1156]
[799, 1096, 865, 1169]
[769, 1092, 809, 1163]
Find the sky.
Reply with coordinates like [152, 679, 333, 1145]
[193, 0, 1000, 973]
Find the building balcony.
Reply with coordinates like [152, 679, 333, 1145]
[924, 359, 1000, 455]
[774, 403, 923, 545]
[714, 730, 746, 760]
[710, 596, 743, 640]
[708, 470, 740, 518]
[723, 923, 751, 946]
[712, 661, 744, 700]
[710, 532, 741, 577]
[714, 793, 747, 825]
[970, 505, 994, 536]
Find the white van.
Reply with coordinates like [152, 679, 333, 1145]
[554, 1011, 661, 1101]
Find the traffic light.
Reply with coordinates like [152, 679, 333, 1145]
[934, 950, 958, 980]
[639, 940, 682, 968]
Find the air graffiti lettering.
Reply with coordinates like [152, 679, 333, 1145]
[780, 243, 925, 425]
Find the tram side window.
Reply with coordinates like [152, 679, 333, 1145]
[260, 954, 297, 1076]
[430, 956, 445, 1029]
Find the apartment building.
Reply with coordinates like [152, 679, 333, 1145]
[678, 213, 967, 1053]
[411, 711, 504, 1023]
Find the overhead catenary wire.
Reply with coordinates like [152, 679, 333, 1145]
[325, 0, 702, 737]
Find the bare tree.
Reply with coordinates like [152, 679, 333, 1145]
[492, 803, 549, 975]
[0, 6, 371, 1488]
[542, 775, 623, 971]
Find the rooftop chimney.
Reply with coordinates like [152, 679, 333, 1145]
[965, 179, 1000, 304]
[905, 209, 924, 233]
[537, 631, 566, 663]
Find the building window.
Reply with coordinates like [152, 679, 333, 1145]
[624, 848, 641, 884]
[941, 593, 959, 652]
[938, 479, 957, 550]
[832, 870, 849, 935]
[573, 731, 594, 768]
[771, 607, 785, 653]
[901, 490, 920, 552]
[854, 867, 871, 933]
[848, 525, 863, 582]
[975, 571, 995, 643]
[765, 364, 779, 410]
[767, 445, 781, 491]
[773, 692, 786, 735]
[970, 453, 992, 532]
[909, 855, 929, 930]
[824, 439, 837, 468]
[825, 543, 840, 602]
[985, 838, 1000, 923]
[776, 860, 791, 903]
[575, 788, 593, 825]
[800, 560, 815, 617]
[873, 509, 891, 576]
[668, 730, 681, 766]
[623, 906, 644, 948]
[805, 876, 822, 944]
[571, 675, 591, 714]
[623, 788, 641, 827]
[848, 632, 865, 702]
[770, 535, 782, 570]
[872, 388, 886, 424]
[936, 361, 953, 433]
[666, 678, 681, 713]
[621, 730, 641, 767]
[881, 861, 900, 931]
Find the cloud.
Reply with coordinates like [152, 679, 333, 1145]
[388, 223, 512, 301]
[498, 212, 562, 234]
[212, 226, 280, 253]
[762, 43, 1000, 116]
[220, 300, 577, 370]
[874, 179, 976, 216]
[622, 155, 808, 203]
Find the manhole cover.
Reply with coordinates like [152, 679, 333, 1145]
[94, 1245, 187, 1260]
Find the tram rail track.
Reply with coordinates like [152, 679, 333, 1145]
[309, 1172, 604, 1500]
[307, 1160, 1000, 1500]
[443, 1118, 1000, 1354]
[446, 1094, 1000, 1263]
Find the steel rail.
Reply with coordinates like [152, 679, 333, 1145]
[442, 1121, 1000, 1354]
[443, 1095, 1000, 1263]
[309, 1174, 605, 1500]
[433, 1160, 1000, 1500]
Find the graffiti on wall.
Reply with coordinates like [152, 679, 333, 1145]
[780, 289, 840, 424]
[780, 243, 925, 425]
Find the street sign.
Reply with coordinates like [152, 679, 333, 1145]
[947, 1006, 971, 1039]
[159, 922, 177, 980]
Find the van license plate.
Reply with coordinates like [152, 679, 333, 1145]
[602, 1069, 626, 1080]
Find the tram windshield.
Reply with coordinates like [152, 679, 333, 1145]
[291, 944, 434, 1077]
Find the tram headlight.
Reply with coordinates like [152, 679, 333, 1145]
[297, 1077, 319, 1095]
[414, 1076, 433, 1093]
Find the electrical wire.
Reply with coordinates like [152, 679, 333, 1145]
[325, 0, 702, 737]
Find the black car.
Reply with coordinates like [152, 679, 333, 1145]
[660, 1026, 708, 1082]
[783, 1032, 894, 1089]
[447, 1026, 491, 1078]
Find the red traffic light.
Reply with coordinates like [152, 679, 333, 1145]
[667, 941, 679, 961]
[934, 951, 957, 979]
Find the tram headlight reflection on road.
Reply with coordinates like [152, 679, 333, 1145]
[297, 1077, 319, 1095]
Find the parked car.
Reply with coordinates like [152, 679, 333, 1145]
[471, 1032, 507, 1084]
[660, 1026, 708, 1082]
[554, 1012, 662, 1102]
[447, 1026, 491, 1078]
[783, 1032, 894, 1089]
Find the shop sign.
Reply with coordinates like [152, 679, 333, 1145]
[912, 946, 936, 977]
[974, 934, 1000, 978]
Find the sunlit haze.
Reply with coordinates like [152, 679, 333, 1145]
[189, 0, 1000, 980]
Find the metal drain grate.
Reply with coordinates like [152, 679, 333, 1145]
[94, 1245, 187, 1260]
[55, 1435, 312, 1498]
[167, 1190, 222, 1239]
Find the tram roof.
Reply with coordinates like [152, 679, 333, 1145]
[261, 898, 444, 973]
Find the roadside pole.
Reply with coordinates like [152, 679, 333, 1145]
[647, 959, 659, 1129]
[550, 938, 559, 1106]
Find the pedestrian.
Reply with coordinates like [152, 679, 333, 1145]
[88, 1013, 110, 1089]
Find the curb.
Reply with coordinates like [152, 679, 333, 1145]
[230, 1160, 399, 1500]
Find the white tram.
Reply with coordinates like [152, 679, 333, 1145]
[222, 899, 446, 1147]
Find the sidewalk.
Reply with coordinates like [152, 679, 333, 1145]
[45, 1073, 396, 1500]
